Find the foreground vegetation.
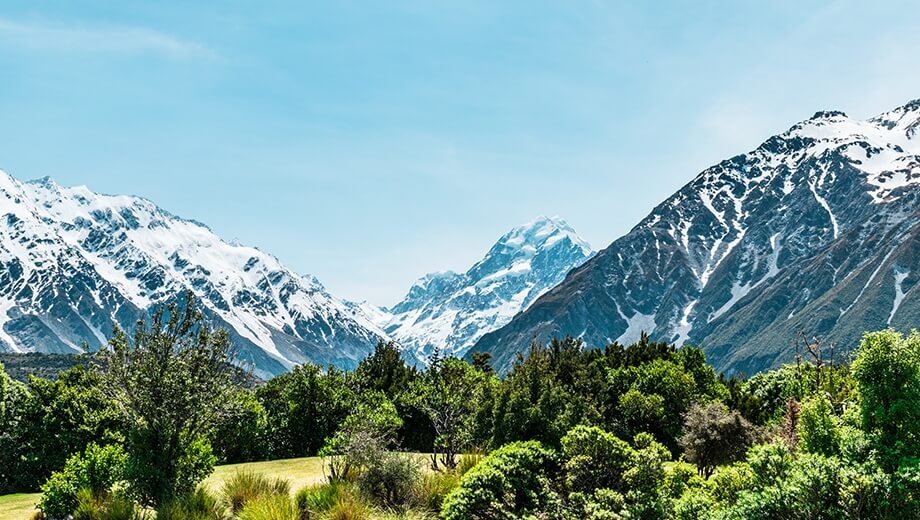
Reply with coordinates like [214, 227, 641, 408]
[3, 291, 920, 518]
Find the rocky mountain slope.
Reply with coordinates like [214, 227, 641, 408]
[472, 100, 920, 375]
[0, 172, 387, 377]
[375, 217, 593, 362]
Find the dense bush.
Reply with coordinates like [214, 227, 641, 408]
[320, 391, 402, 482]
[2, 363, 123, 492]
[355, 452, 421, 509]
[38, 443, 127, 519]
[560, 425, 633, 493]
[441, 441, 561, 520]
[258, 364, 355, 461]
[210, 388, 269, 464]
[679, 402, 758, 477]
[851, 329, 920, 470]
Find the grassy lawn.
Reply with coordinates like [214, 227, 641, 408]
[202, 455, 328, 494]
[0, 457, 327, 520]
[0, 493, 40, 520]
[0, 454, 433, 520]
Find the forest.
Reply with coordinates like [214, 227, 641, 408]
[2, 293, 920, 519]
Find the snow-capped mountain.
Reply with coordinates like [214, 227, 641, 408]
[472, 100, 920, 375]
[0, 172, 387, 377]
[376, 216, 593, 361]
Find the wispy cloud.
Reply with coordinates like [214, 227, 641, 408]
[0, 18, 212, 58]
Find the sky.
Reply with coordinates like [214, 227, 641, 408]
[1, 1, 920, 306]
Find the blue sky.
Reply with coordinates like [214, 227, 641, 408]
[1, 1, 919, 305]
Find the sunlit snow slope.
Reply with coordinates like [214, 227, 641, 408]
[0, 172, 387, 377]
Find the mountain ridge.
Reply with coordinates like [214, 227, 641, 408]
[471, 99, 920, 374]
[0, 170, 389, 377]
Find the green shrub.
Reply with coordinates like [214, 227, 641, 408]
[356, 452, 421, 509]
[237, 494, 297, 520]
[295, 482, 343, 519]
[156, 487, 223, 520]
[661, 461, 702, 500]
[746, 442, 793, 488]
[671, 489, 715, 520]
[221, 471, 289, 514]
[125, 432, 217, 507]
[799, 395, 841, 457]
[566, 488, 628, 520]
[561, 425, 634, 493]
[706, 463, 753, 505]
[441, 441, 561, 520]
[39, 443, 127, 519]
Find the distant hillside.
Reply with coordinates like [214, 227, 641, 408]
[0, 352, 262, 387]
[0, 352, 90, 382]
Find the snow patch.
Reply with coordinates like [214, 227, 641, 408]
[888, 267, 910, 325]
[616, 310, 657, 345]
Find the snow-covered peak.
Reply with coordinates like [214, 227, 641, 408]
[383, 217, 594, 361]
[493, 215, 592, 255]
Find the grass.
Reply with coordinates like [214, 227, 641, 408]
[0, 454, 435, 520]
[202, 456, 328, 496]
[0, 493, 40, 520]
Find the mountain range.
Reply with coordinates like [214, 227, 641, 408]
[0, 171, 592, 376]
[0, 173, 387, 378]
[3, 99, 920, 377]
[471, 100, 920, 375]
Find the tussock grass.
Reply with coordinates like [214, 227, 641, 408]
[221, 471, 290, 514]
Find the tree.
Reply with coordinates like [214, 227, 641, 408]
[353, 341, 415, 397]
[471, 351, 496, 375]
[490, 341, 591, 449]
[210, 388, 269, 464]
[99, 292, 235, 506]
[4, 364, 122, 492]
[679, 402, 758, 477]
[851, 329, 920, 471]
[38, 443, 127, 519]
[409, 356, 486, 470]
[0, 362, 30, 492]
[320, 391, 402, 481]
[353, 341, 433, 452]
[257, 363, 354, 459]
